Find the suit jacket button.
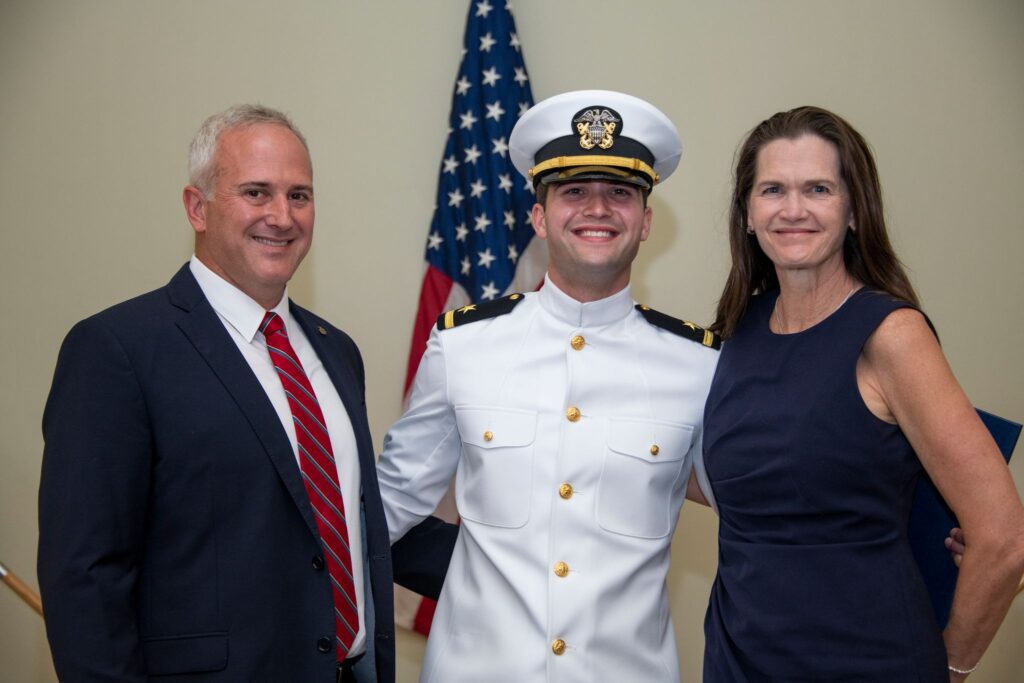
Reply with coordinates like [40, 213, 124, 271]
[312, 555, 325, 570]
[317, 637, 333, 653]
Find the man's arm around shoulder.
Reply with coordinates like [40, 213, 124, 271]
[392, 516, 458, 600]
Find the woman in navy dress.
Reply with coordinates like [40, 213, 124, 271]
[698, 106, 1024, 681]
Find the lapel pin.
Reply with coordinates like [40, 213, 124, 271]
[317, 326, 327, 336]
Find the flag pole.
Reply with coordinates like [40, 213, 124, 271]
[0, 561, 43, 616]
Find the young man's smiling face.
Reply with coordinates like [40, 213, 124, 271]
[531, 179, 652, 302]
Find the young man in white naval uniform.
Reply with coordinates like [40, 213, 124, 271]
[379, 90, 720, 682]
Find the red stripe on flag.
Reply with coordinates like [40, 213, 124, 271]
[413, 596, 438, 636]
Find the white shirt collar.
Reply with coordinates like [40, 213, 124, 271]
[537, 273, 634, 328]
[189, 255, 289, 343]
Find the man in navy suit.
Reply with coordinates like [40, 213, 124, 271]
[38, 105, 395, 682]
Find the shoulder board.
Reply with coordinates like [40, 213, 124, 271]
[635, 304, 721, 350]
[437, 293, 526, 331]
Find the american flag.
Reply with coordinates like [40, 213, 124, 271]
[394, 0, 543, 635]
[402, 0, 543, 398]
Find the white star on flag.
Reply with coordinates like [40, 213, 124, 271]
[481, 281, 500, 300]
[443, 155, 459, 174]
[481, 66, 501, 86]
[477, 248, 496, 268]
[498, 173, 513, 193]
[464, 145, 482, 164]
[513, 67, 528, 86]
[447, 188, 465, 207]
[485, 101, 506, 121]
[474, 214, 492, 232]
[461, 256, 471, 276]
[427, 232, 444, 250]
[455, 76, 472, 96]
[475, 0, 493, 18]
[508, 244, 519, 263]
[492, 137, 509, 157]
[503, 210, 516, 229]
[459, 110, 479, 130]
[470, 179, 487, 198]
[455, 223, 469, 242]
[479, 32, 496, 52]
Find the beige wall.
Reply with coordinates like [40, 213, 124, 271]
[1, 1, 1021, 680]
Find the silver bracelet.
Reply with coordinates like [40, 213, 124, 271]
[948, 662, 978, 675]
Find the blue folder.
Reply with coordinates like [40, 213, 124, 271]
[907, 409, 1021, 628]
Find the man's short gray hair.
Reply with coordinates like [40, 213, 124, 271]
[188, 104, 309, 197]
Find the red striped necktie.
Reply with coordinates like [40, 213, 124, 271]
[261, 312, 358, 660]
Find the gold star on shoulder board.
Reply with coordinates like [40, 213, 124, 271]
[458, 304, 477, 314]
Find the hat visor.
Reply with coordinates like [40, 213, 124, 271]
[537, 165, 651, 190]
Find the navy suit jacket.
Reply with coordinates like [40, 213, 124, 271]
[38, 265, 395, 682]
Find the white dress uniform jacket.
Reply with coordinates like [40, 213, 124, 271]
[378, 277, 719, 683]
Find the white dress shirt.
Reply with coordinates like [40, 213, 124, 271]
[189, 255, 366, 656]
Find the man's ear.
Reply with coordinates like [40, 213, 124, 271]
[183, 185, 208, 234]
[530, 202, 547, 238]
[640, 205, 653, 242]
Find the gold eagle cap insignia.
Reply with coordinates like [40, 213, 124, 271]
[573, 107, 621, 150]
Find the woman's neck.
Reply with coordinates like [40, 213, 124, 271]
[773, 266, 861, 334]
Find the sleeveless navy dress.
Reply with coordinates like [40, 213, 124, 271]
[702, 289, 947, 682]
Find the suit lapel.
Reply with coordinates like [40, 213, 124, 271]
[166, 265, 321, 539]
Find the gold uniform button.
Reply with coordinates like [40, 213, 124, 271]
[551, 639, 566, 656]
[566, 406, 581, 422]
[483, 431, 493, 442]
[650, 444, 660, 456]
[553, 561, 569, 577]
[570, 334, 585, 351]
[558, 483, 573, 499]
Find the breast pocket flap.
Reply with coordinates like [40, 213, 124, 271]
[456, 406, 537, 448]
[607, 418, 692, 464]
